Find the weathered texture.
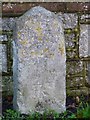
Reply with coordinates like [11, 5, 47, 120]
[57, 13, 78, 32]
[13, 6, 66, 114]
[58, 12, 90, 95]
[0, 16, 2, 115]
[2, 18, 16, 30]
[0, 35, 7, 73]
[62, 13, 78, 29]
[0, 44, 2, 73]
[79, 24, 90, 57]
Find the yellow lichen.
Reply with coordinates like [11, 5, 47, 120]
[58, 41, 65, 55]
[18, 31, 21, 35]
[59, 47, 64, 55]
[31, 51, 37, 56]
[43, 48, 49, 53]
[38, 37, 42, 41]
[36, 27, 42, 33]
[18, 32, 21, 38]
[20, 40, 28, 45]
[46, 39, 49, 42]
[35, 26, 43, 37]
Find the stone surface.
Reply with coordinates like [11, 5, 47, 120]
[79, 24, 90, 57]
[57, 13, 78, 29]
[2, 45, 7, 72]
[0, 17, 2, 116]
[13, 6, 66, 114]
[2, 18, 16, 31]
[0, 44, 2, 73]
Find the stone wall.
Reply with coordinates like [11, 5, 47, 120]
[1, 18, 16, 96]
[1, 6, 90, 97]
[2, 0, 90, 2]
[2, 2, 90, 17]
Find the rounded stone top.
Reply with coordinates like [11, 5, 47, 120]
[19, 6, 55, 19]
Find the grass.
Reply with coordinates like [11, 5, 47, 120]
[1, 95, 90, 119]
[1, 102, 90, 120]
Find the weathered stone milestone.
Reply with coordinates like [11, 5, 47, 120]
[13, 6, 66, 114]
